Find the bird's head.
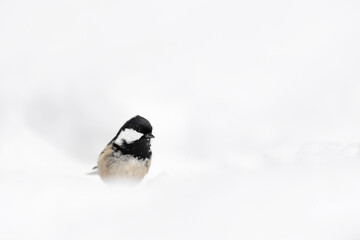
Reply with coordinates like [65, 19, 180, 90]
[112, 115, 154, 146]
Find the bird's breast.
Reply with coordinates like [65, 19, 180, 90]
[97, 145, 151, 183]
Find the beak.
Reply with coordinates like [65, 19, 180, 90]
[146, 133, 155, 139]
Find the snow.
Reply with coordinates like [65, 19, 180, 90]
[1, 120, 360, 240]
[1, 0, 360, 239]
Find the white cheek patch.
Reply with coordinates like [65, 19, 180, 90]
[115, 128, 143, 145]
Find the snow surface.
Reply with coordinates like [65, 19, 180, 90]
[1, 0, 360, 239]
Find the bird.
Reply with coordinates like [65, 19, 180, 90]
[92, 115, 154, 184]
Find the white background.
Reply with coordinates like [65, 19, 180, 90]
[1, 0, 360, 239]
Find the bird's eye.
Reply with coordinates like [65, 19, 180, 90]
[136, 128, 141, 132]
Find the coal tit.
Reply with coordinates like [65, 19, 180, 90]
[93, 115, 154, 183]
